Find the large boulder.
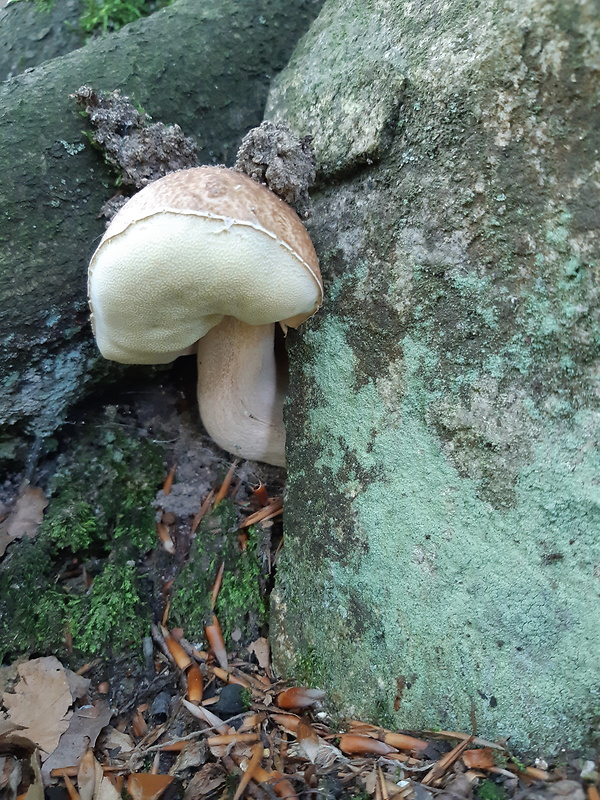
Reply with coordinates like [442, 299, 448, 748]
[0, 0, 85, 82]
[268, 0, 600, 755]
[0, 0, 324, 456]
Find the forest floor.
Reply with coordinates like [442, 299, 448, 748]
[0, 369, 597, 800]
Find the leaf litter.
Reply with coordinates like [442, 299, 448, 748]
[0, 398, 595, 800]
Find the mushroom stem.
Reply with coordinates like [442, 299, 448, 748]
[196, 317, 287, 467]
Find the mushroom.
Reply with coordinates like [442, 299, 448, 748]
[88, 166, 322, 467]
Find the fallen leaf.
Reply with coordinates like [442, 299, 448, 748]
[247, 638, 270, 671]
[3, 657, 73, 759]
[41, 701, 112, 784]
[338, 734, 397, 757]
[297, 719, 321, 764]
[95, 776, 122, 800]
[276, 687, 325, 710]
[183, 763, 226, 800]
[462, 748, 496, 770]
[77, 748, 100, 800]
[97, 726, 135, 759]
[205, 615, 228, 670]
[64, 671, 90, 703]
[24, 749, 44, 800]
[127, 773, 174, 800]
[169, 741, 208, 777]
[0, 487, 47, 557]
[0, 754, 21, 797]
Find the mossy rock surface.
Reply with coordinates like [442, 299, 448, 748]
[267, 0, 600, 755]
[0, 413, 164, 661]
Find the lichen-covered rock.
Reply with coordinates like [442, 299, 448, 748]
[267, 0, 600, 755]
[0, 0, 325, 455]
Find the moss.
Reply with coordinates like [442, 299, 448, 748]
[0, 413, 164, 663]
[475, 781, 509, 800]
[292, 647, 326, 688]
[0, 538, 71, 660]
[11, 0, 175, 35]
[171, 500, 267, 646]
[41, 417, 163, 557]
[71, 561, 148, 654]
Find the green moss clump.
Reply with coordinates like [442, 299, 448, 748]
[0, 415, 164, 663]
[9, 0, 174, 36]
[216, 528, 267, 644]
[79, 0, 173, 34]
[41, 421, 163, 557]
[171, 499, 267, 646]
[71, 561, 148, 654]
[475, 780, 509, 800]
[0, 538, 71, 660]
[292, 647, 326, 688]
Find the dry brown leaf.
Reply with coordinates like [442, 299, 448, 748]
[181, 698, 228, 734]
[127, 773, 174, 800]
[461, 748, 496, 770]
[422, 737, 473, 787]
[297, 719, 321, 764]
[98, 727, 135, 758]
[77, 748, 100, 800]
[0, 487, 48, 557]
[42, 701, 112, 784]
[0, 754, 21, 797]
[183, 763, 226, 800]
[205, 615, 228, 670]
[276, 687, 326, 710]
[3, 657, 73, 759]
[23, 749, 44, 800]
[270, 713, 300, 733]
[169, 741, 208, 777]
[95, 776, 122, 800]
[247, 638, 270, 671]
[338, 735, 398, 757]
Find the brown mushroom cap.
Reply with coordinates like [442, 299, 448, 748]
[88, 166, 322, 364]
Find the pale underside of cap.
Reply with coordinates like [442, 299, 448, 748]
[88, 167, 322, 364]
[89, 212, 320, 364]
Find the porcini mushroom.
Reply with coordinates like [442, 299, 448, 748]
[88, 166, 322, 467]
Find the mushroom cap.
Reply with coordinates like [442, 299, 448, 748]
[88, 166, 322, 364]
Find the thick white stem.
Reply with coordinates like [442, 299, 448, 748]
[196, 317, 286, 467]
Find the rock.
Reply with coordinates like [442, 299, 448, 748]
[267, 0, 600, 755]
[515, 781, 586, 800]
[0, 0, 85, 83]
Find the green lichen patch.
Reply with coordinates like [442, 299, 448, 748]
[170, 499, 268, 646]
[0, 412, 165, 663]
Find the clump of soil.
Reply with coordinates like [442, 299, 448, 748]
[235, 120, 316, 219]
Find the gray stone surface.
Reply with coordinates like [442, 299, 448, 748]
[267, 0, 600, 755]
[0, 0, 86, 82]
[0, 0, 324, 455]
